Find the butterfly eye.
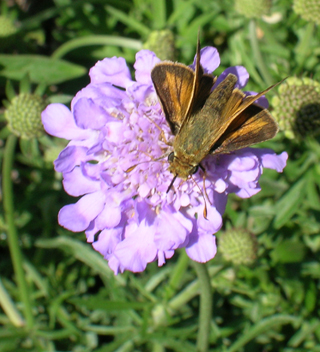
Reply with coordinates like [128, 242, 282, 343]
[190, 165, 198, 174]
[168, 152, 175, 163]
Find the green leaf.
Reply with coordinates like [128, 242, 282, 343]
[270, 239, 306, 264]
[69, 297, 152, 311]
[226, 315, 301, 352]
[273, 178, 306, 229]
[105, 5, 149, 37]
[305, 281, 317, 313]
[35, 236, 125, 285]
[0, 55, 86, 85]
[288, 319, 320, 348]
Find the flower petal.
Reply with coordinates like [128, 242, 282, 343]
[245, 91, 269, 108]
[63, 166, 101, 196]
[186, 234, 217, 263]
[54, 146, 89, 173]
[42, 104, 91, 140]
[134, 50, 161, 84]
[113, 222, 158, 272]
[190, 46, 220, 74]
[58, 191, 105, 232]
[89, 57, 132, 87]
[73, 98, 111, 129]
[215, 66, 249, 89]
[154, 209, 193, 251]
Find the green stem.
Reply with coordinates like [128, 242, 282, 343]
[51, 35, 142, 60]
[192, 261, 212, 352]
[249, 19, 273, 87]
[2, 134, 34, 328]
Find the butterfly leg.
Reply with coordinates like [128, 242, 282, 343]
[199, 163, 213, 206]
[145, 116, 172, 146]
[125, 150, 168, 173]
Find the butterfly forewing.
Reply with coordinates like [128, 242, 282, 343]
[151, 63, 195, 135]
[207, 80, 282, 154]
[212, 105, 278, 154]
[225, 78, 286, 122]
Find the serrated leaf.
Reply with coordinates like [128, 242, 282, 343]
[0, 55, 86, 85]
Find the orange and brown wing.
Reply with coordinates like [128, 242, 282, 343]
[181, 36, 215, 123]
[212, 104, 279, 154]
[151, 62, 195, 135]
[151, 35, 215, 135]
[209, 80, 284, 154]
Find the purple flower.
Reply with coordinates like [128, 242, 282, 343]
[41, 47, 288, 274]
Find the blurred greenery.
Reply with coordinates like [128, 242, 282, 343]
[1, 0, 320, 351]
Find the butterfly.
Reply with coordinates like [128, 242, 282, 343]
[151, 36, 281, 189]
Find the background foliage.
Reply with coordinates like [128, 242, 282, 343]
[0, 0, 320, 351]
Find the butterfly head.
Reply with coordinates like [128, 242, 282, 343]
[167, 152, 199, 182]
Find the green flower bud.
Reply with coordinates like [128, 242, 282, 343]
[219, 229, 258, 266]
[235, 0, 272, 18]
[5, 94, 47, 139]
[293, 0, 320, 25]
[143, 29, 176, 61]
[271, 77, 320, 139]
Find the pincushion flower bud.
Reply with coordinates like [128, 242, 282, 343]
[271, 77, 320, 139]
[219, 229, 258, 265]
[235, 0, 272, 18]
[5, 93, 47, 139]
[143, 29, 176, 61]
[293, 0, 320, 24]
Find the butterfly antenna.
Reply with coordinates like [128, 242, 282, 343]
[125, 153, 168, 173]
[167, 175, 177, 193]
[191, 175, 208, 220]
[196, 30, 201, 68]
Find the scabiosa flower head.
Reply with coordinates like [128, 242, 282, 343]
[272, 77, 320, 139]
[219, 228, 258, 265]
[42, 45, 287, 274]
[293, 0, 320, 24]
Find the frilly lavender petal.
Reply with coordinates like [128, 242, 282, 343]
[252, 148, 288, 172]
[42, 104, 92, 140]
[215, 66, 249, 89]
[190, 47, 220, 73]
[134, 50, 161, 84]
[89, 57, 132, 87]
[58, 191, 106, 232]
[245, 91, 269, 108]
[63, 166, 101, 196]
[73, 98, 113, 129]
[41, 45, 287, 274]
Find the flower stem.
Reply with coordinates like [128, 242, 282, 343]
[249, 19, 273, 87]
[2, 134, 34, 328]
[192, 261, 212, 352]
